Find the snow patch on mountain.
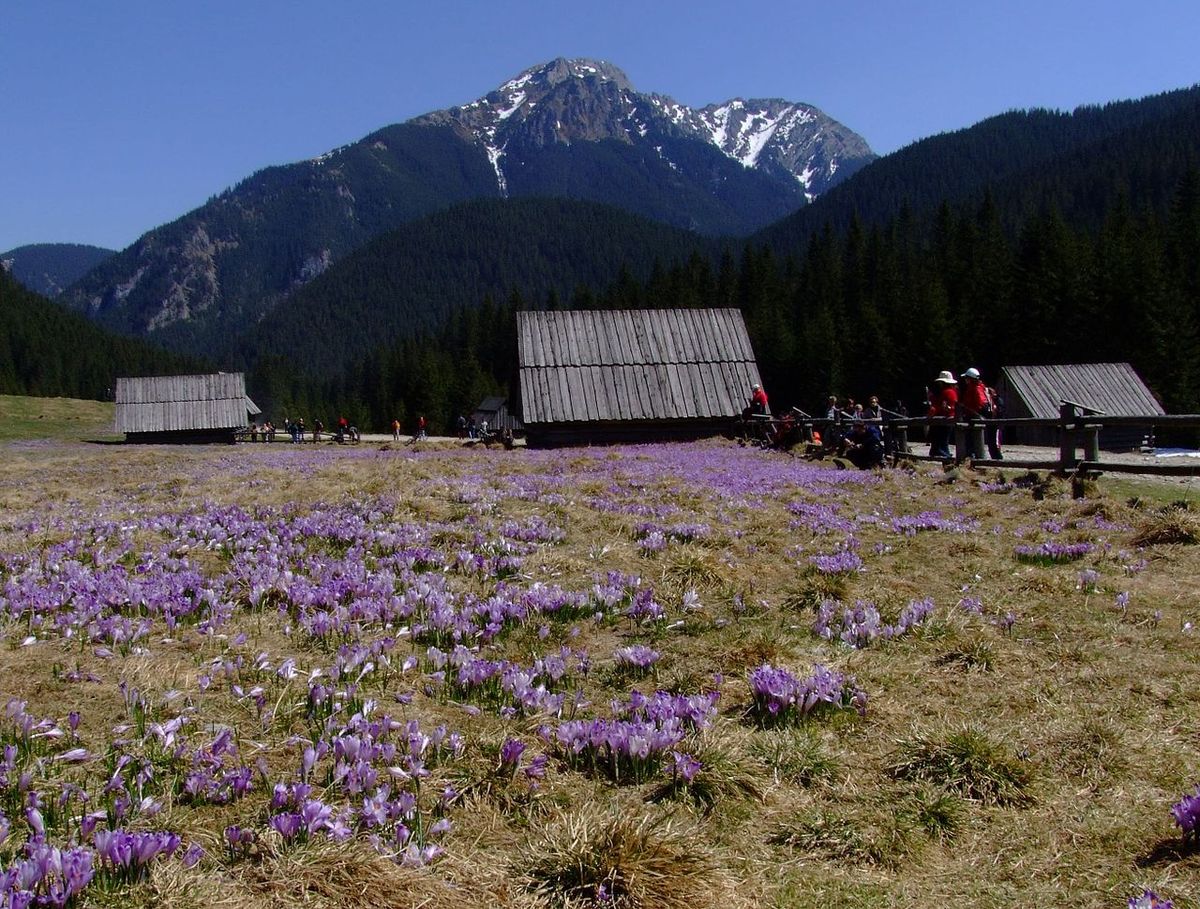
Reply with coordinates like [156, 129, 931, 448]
[497, 92, 526, 121]
[486, 145, 508, 196]
[408, 57, 874, 202]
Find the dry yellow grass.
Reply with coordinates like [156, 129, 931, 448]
[0, 439, 1196, 908]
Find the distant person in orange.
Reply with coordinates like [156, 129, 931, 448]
[391, 418, 400, 442]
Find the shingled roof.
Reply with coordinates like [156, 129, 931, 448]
[114, 373, 260, 434]
[999, 363, 1163, 419]
[518, 308, 761, 425]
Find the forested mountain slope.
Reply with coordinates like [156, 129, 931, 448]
[239, 197, 716, 376]
[755, 85, 1200, 256]
[57, 58, 871, 360]
[1, 243, 115, 298]
[0, 269, 202, 400]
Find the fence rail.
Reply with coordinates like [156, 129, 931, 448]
[777, 403, 1200, 476]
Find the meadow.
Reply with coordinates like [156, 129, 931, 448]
[0, 433, 1197, 908]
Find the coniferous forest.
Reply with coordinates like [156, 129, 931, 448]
[0, 269, 201, 400]
[240, 88, 1200, 431]
[254, 167, 1200, 433]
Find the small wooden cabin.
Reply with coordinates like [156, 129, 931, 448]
[115, 373, 260, 444]
[997, 363, 1163, 450]
[471, 396, 523, 434]
[518, 308, 762, 447]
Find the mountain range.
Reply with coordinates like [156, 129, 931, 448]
[55, 58, 874, 357]
[8, 63, 1200, 427]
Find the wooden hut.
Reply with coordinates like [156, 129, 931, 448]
[115, 373, 260, 443]
[997, 363, 1163, 450]
[471, 396, 523, 434]
[518, 308, 762, 447]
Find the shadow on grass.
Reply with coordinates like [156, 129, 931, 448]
[1135, 838, 1196, 867]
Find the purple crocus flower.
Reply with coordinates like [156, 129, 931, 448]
[270, 812, 304, 841]
[670, 751, 702, 783]
[499, 738, 526, 772]
[1172, 783, 1200, 843]
[1129, 890, 1173, 909]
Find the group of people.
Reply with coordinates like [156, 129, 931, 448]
[926, 368, 1004, 460]
[743, 367, 1005, 469]
[247, 416, 358, 443]
[454, 414, 490, 439]
[247, 422, 277, 442]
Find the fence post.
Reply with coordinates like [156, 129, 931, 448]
[970, 423, 986, 461]
[954, 422, 968, 463]
[1059, 403, 1078, 471]
[1083, 424, 1101, 463]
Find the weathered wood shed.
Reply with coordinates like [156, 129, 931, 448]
[471, 396, 523, 434]
[997, 363, 1163, 450]
[518, 308, 762, 446]
[115, 373, 260, 443]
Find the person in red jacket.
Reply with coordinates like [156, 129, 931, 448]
[927, 370, 958, 459]
[748, 383, 769, 415]
[959, 367, 990, 418]
[960, 367, 1002, 459]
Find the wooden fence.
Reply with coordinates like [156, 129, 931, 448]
[789, 403, 1200, 476]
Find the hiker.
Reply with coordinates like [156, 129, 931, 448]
[823, 395, 850, 453]
[313, 419, 323, 442]
[927, 371, 958, 459]
[456, 414, 467, 439]
[747, 383, 769, 417]
[842, 419, 885, 469]
[391, 418, 400, 442]
[959, 367, 990, 459]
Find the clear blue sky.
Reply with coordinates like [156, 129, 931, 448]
[2, 0, 1197, 251]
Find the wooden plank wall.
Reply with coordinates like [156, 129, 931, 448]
[114, 373, 253, 433]
[517, 309, 762, 425]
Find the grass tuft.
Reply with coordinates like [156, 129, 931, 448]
[1131, 508, 1200, 546]
[885, 726, 1033, 806]
[661, 546, 723, 590]
[750, 726, 837, 786]
[158, 838, 481, 909]
[650, 728, 765, 810]
[782, 574, 848, 612]
[902, 784, 966, 842]
[934, 637, 995, 672]
[521, 806, 727, 908]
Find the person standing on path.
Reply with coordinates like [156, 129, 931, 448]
[927, 371, 958, 459]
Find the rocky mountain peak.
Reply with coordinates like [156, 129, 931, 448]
[412, 59, 873, 200]
[512, 57, 634, 93]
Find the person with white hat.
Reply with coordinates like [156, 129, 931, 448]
[927, 370, 958, 459]
[959, 367, 990, 459]
[747, 382, 769, 417]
